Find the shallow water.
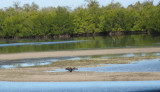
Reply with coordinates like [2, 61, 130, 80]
[50, 58, 160, 72]
[0, 52, 160, 69]
[78, 59, 160, 72]
[0, 34, 160, 54]
[92, 52, 160, 58]
[0, 81, 160, 92]
[0, 40, 86, 47]
[0, 56, 90, 69]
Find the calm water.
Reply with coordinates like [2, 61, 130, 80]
[50, 58, 160, 72]
[0, 34, 160, 54]
[0, 81, 160, 92]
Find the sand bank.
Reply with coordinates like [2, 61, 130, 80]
[0, 55, 160, 82]
[0, 47, 160, 60]
[0, 67, 160, 82]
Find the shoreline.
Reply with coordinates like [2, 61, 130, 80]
[0, 31, 150, 39]
[0, 47, 160, 60]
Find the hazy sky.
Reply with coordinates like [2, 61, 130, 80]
[0, 0, 159, 9]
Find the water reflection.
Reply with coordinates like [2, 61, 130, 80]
[0, 34, 160, 54]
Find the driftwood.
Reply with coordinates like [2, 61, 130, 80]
[65, 67, 78, 72]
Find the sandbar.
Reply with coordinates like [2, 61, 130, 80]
[0, 67, 160, 82]
[0, 47, 160, 60]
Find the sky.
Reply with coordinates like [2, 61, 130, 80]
[0, 0, 159, 9]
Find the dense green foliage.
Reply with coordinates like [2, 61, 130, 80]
[0, 0, 160, 38]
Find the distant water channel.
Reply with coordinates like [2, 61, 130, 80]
[0, 34, 160, 54]
[0, 81, 160, 92]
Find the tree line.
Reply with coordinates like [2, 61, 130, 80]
[0, 0, 160, 38]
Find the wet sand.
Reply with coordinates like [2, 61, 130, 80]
[0, 47, 160, 60]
